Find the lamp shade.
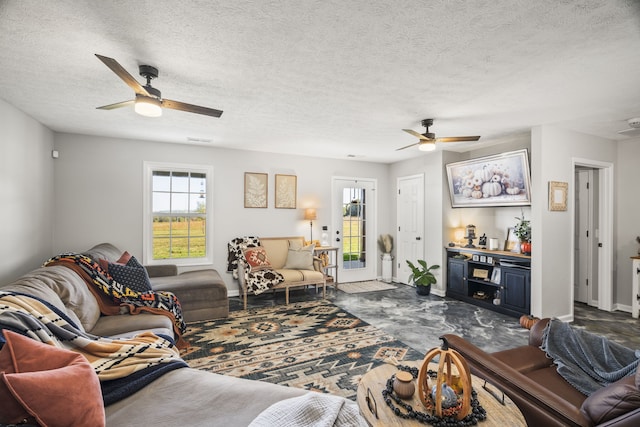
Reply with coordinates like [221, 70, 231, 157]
[134, 94, 162, 117]
[304, 208, 317, 220]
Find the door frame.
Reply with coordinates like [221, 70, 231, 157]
[570, 158, 613, 316]
[331, 176, 378, 283]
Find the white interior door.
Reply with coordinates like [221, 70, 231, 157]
[574, 169, 590, 303]
[396, 174, 425, 284]
[332, 177, 376, 283]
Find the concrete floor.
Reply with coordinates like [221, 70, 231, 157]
[230, 282, 640, 355]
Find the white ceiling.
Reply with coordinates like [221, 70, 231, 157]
[1, 0, 639, 163]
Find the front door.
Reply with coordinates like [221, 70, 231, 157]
[332, 177, 377, 283]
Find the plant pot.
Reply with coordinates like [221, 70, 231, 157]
[521, 242, 531, 255]
[416, 285, 431, 296]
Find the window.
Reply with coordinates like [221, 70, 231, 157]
[143, 162, 213, 265]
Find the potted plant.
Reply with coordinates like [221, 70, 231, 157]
[406, 259, 440, 296]
[514, 210, 531, 255]
[378, 234, 394, 283]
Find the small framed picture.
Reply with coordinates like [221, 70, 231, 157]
[480, 255, 487, 263]
[472, 254, 479, 262]
[473, 268, 489, 279]
[487, 256, 494, 265]
[549, 181, 568, 211]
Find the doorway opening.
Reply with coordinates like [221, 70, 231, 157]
[571, 159, 614, 318]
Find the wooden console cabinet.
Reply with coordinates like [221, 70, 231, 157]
[445, 247, 531, 317]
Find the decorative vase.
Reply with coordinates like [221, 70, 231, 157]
[381, 253, 393, 283]
[416, 285, 431, 296]
[521, 241, 531, 255]
[393, 370, 415, 399]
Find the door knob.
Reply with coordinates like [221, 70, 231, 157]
[336, 238, 341, 242]
[416, 237, 421, 240]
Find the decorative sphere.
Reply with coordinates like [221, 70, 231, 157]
[431, 383, 458, 408]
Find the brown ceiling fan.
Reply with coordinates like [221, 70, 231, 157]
[95, 54, 223, 118]
[397, 119, 480, 151]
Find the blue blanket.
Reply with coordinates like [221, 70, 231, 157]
[541, 318, 640, 396]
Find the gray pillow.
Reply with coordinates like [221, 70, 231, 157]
[283, 244, 315, 270]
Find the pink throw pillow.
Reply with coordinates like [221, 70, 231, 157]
[0, 330, 106, 426]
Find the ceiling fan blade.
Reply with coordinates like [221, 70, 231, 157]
[395, 142, 421, 151]
[403, 129, 430, 140]
[96, 99, 134, 110]
[436, 136, 481, 143]
[95, 54, 150, 97]
[162, 99, 223, 117]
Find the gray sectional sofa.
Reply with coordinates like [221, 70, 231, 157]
[0, 243, 365, 426]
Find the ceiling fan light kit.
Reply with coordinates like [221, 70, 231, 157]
[95, 54, 223, 118]
[398, 118, 480, 151]
[418, 141, 436, 151]
[134, 94, 162, 117]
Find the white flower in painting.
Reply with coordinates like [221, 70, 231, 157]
[246, 175, 266, 207]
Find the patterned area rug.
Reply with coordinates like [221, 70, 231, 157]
[338, 280, 397, 294]
[180, 299, 422, 400]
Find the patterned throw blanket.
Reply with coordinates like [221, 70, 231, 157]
[227, 237, 284, 295]
[0, 291, 187, 404]
[44, 253, 187, 348]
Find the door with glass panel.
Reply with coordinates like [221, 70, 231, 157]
[332, 177, 377, 283]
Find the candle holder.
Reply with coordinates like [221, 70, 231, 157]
[464, 224, 476, 248]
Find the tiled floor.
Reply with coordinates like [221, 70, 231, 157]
[230, 282, 640, 355]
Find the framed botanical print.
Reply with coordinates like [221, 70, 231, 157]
[275, 174, 297, 208]
[244, 172, 268, 208]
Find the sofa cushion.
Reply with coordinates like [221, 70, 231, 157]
[1, 265, 100, 332]
[104, 368, 308, 426]
[283, 244, 315, 270]
[0, 330, 105, 427]
[580, 367, 640, 425]
[526, 365, 588, 408]
[84, 242, 123, 263]
[89, 312, 174, 339]
[277, 269, 324, 283]
[243, 247, 273, 272]
[260, 238, 291, 269]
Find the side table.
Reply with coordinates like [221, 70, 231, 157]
[356, 361, 525, 426]
[314, 246, 339, 287]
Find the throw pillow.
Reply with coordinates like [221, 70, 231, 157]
[116, 250, 133, 264]
[283, 243, 316, 270]
[101, 255, 153, 294]
[0, 330, 106, 427]
[243, 247, 272, 272]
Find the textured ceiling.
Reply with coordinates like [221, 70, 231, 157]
[1, 0, 639, 163]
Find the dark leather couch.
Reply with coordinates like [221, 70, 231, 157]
[443, 319, 640, 426]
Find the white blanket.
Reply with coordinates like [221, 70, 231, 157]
[249, 393, 368, 427]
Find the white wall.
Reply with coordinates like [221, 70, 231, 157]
[616, 136, 640, 309]
[388, 134, 531, 295]
[52, 133, 390, 292]
[531, 125, 617, 319]
[0, 98, 55, 283]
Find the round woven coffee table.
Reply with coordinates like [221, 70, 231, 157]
[356, 361, 525, 426]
